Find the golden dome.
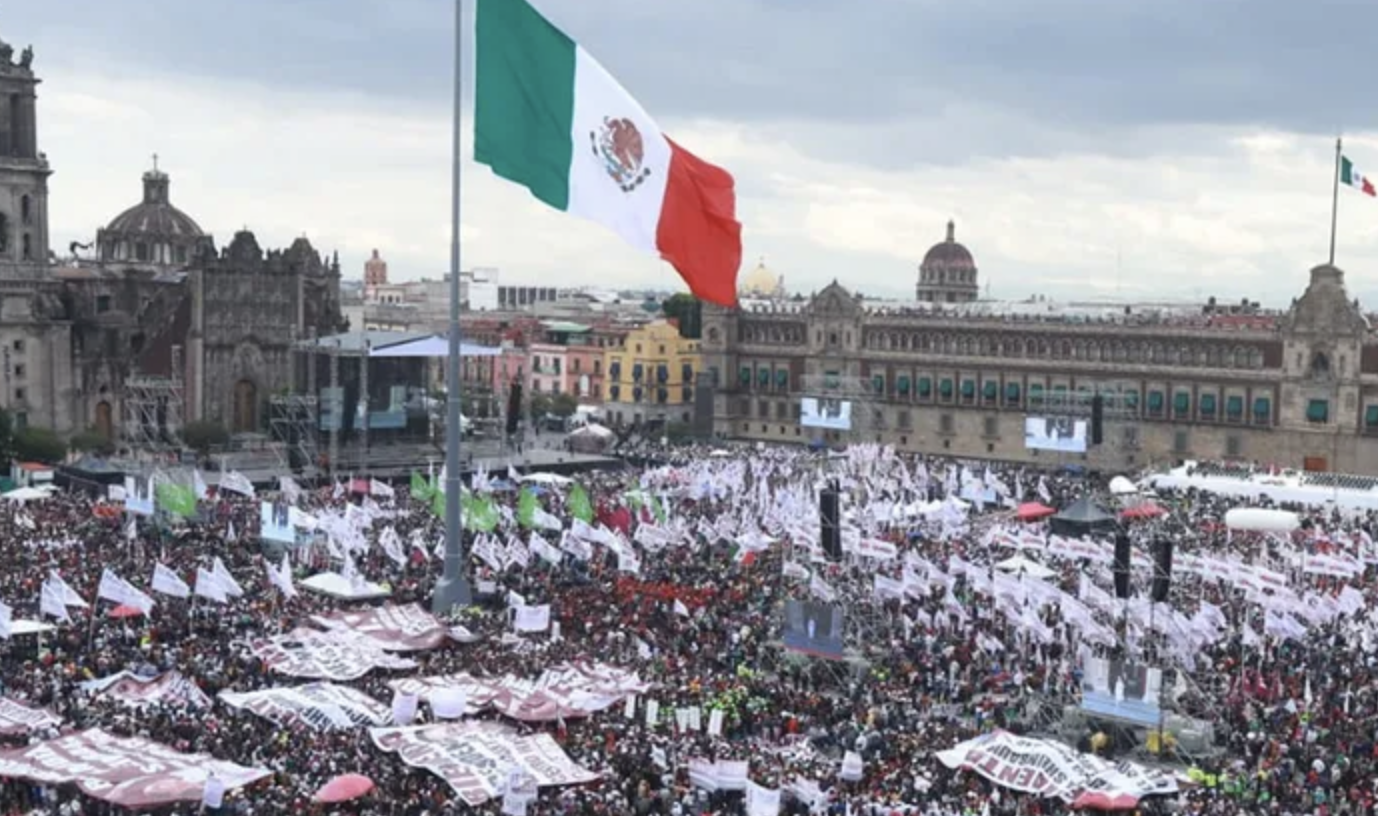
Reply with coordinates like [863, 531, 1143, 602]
[739, 257, 781, 297]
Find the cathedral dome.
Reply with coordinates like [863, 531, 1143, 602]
[105, 170, 204, 238]
[97, 166, 212, 267]
[921, 220, 975, 271]
[738, 257, 783, 298]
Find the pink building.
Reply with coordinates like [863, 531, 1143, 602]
[527, 342, 567, 395]
[490, 346, 528, 396]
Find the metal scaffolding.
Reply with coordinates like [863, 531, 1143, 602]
[269, 394, 319, 473]
[121, 345, 184, 451]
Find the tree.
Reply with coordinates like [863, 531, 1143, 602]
[70, 428, 115, 457]
[0, 409, 16, 466]
[14, 427, 66, 464]
[527, 392, 552, 421]
[182, 419, 230, 457]
[549, 392, 579, 417]
[661, 293, 702, 339]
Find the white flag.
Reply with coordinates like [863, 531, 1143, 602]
[278, 476, 302, 505]
[277, 553, 297, 598]
[369, 478, 395, 499]
[673, 599, 690, 617]
[39, 581, 70, 623]
[195, 568, 228, 604]
[151, 564, 191, 599]
[379, 527, 407, 567]
[97, 569, 154, 615]
[220, 471, 255, 497]
[48, 572, 87, 607]
[0, 601, 12, 640]
[212, 557, 245, 597]
[193, 470, 209, 501]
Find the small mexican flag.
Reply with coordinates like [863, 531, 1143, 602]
[1342, 155, 1376, 197]
[474, 0, 742, 306]
[728, 544, 758, 568]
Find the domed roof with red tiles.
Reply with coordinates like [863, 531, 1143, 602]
[921, 220, 976, 271]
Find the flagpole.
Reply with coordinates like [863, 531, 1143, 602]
[434, 0, 472, 614]
[1330, 136, 1342, 265]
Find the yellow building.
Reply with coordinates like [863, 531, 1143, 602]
[602, 319, 700, 427]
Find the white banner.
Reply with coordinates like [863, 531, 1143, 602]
[370, 721, 598, 806]
[688, 758, 749, 791]
[746, 780, 781, 816]
[389, 661, 647, 722]
[310, 603, 450, 651]
[81, 671, 211, 710]
[513, 604, 551, 633]
[219, 683, 392, 731]
[0, 728, 270, 808]
[251, 628, 418, 680]
[0, 698, 59, 735]
[936, 731, 1178, 804]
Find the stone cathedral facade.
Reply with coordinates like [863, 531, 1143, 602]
[0, 36, 345, 441]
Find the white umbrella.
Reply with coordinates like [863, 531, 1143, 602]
[520, 472, 573, 487]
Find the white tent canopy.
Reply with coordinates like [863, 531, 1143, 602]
[569, 424, 614, 439]
[300, 572, 392, 601]
[519, 472, 573, 487]
[371, 335, 502, 358]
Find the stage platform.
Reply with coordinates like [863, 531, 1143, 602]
[120, 437, 623, 488]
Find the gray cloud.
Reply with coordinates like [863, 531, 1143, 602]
[13, 0, 1377, 147]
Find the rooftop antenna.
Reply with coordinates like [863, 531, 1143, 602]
[151, 152, 159, 172]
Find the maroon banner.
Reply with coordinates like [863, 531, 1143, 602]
[0, 728, 271, 807]
[310, 603, 450, 651]
[0, 698, 59, 736]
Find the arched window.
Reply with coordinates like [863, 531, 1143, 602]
[19, 195, 30, 225]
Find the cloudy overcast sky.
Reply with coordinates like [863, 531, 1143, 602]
[10, 0, 1378, 305]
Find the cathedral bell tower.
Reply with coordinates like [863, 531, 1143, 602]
[0, 37, 50, 277]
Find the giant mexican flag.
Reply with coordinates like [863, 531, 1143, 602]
[474, 0, 743, 307]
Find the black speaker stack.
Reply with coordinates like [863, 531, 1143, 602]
[1090, 394, 1104, 446]
[1113, 532, 1131, 599]
[505, 383, 523, 435]
[1151, 538, 1174, 603]
[819, 482, 842, 561]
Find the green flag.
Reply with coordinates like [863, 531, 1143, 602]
[410, 471, 433, 501]
[466, 493, 500, 532]
[649, 495, 667, 524]
[517, 487, 540, 529]
[431, 487, 447, 519]
[155, 482, 197, 518]
[567, 483, 594, 524]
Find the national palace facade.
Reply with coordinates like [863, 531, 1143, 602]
[702, 256, 1378, 474]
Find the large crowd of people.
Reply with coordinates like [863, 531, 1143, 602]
[0, 443, 1372, 816]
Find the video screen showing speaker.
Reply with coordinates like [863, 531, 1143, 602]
[260, 501, 295, 544]
[782, 600, 846, 660]
[1024, 415, 1088, 453]
[800, 397, 852, 431]
[1080, 655, 1163, 726]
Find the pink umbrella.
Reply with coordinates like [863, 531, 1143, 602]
[1070, 790, 1140, 810]
[314, 773, 375, 803]
[1015, 502, 1056, 522]
[107, 605, 144, 619]
[1120, 503, 1165, 520]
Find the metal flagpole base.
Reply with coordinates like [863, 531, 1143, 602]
[432, 574, 473, 615]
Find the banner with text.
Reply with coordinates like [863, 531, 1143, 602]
[219, 683, 392, 731]
[936, 731, 1178, 805]
[370, 721, 598, 806]
[0, 728, 271, 808]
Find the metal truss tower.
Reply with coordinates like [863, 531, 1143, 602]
[121, 345, 185, 452]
